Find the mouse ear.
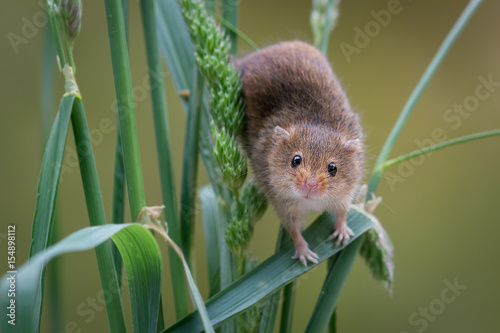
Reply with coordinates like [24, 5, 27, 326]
[344, 138, 362, 150]
[272, 126, 291, 142]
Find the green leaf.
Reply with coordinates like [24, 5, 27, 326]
[39, 26, 61, 333]
[30, 93, 74, 258]
[198, 184, 236, 327]
[199, 186, 222, 296]
[28, 92, 75, 329]
[199, 186, 234, 286]
[143, 215, 215, 333]
[162, 207, 375, 333]
[111, 225, 163, 333]
[1, 223, 162, 333]
[178, 246, 215, 333]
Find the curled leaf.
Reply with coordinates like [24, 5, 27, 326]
[354, 185, 394, 290]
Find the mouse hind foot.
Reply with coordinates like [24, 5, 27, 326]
[292, 244, 319, 266]
[328, 210, 354, 246]
[289, 228, 319, 266]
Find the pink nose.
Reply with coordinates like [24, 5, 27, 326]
[304, 178, 318, 190]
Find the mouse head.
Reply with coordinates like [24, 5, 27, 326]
[268, 124, 363, 207]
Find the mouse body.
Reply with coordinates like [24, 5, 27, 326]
[235, 41, 364, 265]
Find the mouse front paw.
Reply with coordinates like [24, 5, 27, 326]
[292, 244, 319, 266]
[328, 224, 354, 246]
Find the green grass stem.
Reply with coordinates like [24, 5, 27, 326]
[71, 96, 127, 332]
[319, 0, 336, 55]
[64, 37, 76, 71]
[46, 0, 66, 68]
[111, 0, 129, 293]
[215, 15, 259, 51]
[304, 237, 363, 333]
[367, 0, 484, 196]
[384, 128, 500, 169]
[104, 0, 147, 220]
[111, 122, 125, 286]
[279, 282, 296, 333]
[179, 71, 204, 266]
[259, 228, 288, 333]
[140, 0, 189, 318]
[328, 308, 336, 333]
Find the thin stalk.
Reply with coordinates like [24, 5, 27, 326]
[384, 129, 500, 169]
[259, 227, 288, 333]
[56, 4, 76, 72]
[111, 123, 125, 286]
[319, 0, 336, 55]
[139, 0, 189, 318]
[222, 0, 238, 55]
[71, 96, 127, 332]
[367, 0, 484, 196]
[327, 255, 339, 333]
[104, 0, 147, 220]
[46, 0, 66, 68]
[328, 310, 336, 333]
[111, 0, 130, 292]
[304, 237, 363, 333]
[122, 0, 129, 36]
[279, 282, 296, 333]
[215, 16, 259, 51]
[179, 71, 204, 266]
[64, 39, 76, 71]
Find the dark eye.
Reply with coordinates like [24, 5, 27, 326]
[328, 162, 337, 177]
[291, 155, 302, 168]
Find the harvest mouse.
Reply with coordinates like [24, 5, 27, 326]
[235, 41, 364, 266]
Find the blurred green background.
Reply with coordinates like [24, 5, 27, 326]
[1, 0, 499, 332]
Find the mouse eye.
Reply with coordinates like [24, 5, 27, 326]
[328, 162, 337, 177]
[291, 155, 302, 168]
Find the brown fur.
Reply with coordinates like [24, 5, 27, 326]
[235, 41, 364, 264]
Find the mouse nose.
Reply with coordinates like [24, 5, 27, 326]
[304, 177, 318, 190]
